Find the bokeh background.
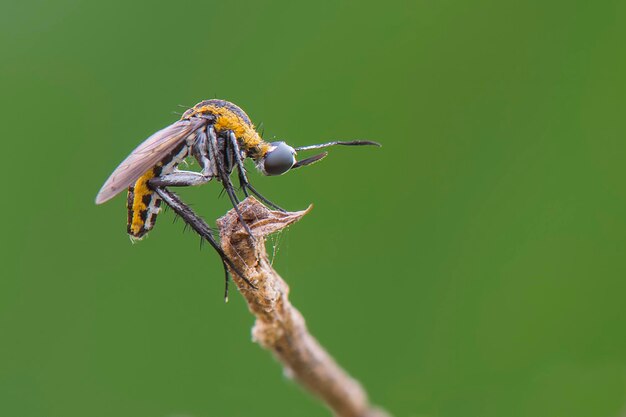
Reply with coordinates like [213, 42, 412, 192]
[2, 1, 626, 416]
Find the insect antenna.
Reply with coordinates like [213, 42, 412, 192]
[294, 140, 381, 152]
[292, 152, 328, 169]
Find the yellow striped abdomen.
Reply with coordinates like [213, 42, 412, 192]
[127, 167, 162, 240]
[126, 141, 190, 240]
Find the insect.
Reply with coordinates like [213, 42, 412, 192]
[95, 99, 379, 296]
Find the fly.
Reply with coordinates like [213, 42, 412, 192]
[96, 99, 380, 298]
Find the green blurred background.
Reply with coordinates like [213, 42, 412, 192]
[1, 0, 625, 416]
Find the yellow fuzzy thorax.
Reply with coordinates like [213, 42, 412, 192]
[184, 102, 270, 157]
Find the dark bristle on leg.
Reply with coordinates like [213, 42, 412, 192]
[222, 261, 230, 303]
[152, 186, 256, 292]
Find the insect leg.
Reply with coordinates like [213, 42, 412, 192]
[149, 128, 216, 189]
[221, 260, 230, 302]
[206, 126, 256, 239]
[227, 131, 286, 212]
[153, 186, 256, 296]
[192, 126, 217, 178]
[148, 171, 212, 188]
[222, 134, 237, 175]
[223, 133, 248, 197]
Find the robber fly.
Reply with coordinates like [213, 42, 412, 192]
[95, 99, 379, 295]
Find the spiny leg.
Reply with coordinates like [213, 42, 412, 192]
[221, 260, 230, 302]
[206, 126, 255, 239]
[152, 186, 256, 300]
[222, 133, 248, 198]
[206, 126, 240, 207]
[148, 171, 212, 188]
[244, 183, 286, 212]
[225, 131, 249, 196]
[226, 131, 286, 212]
[149, 127, 215, 189]
[192, 126, 217, 178]
[222, 172, 253, 236]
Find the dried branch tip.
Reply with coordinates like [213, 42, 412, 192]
[216, 197, 391, 417]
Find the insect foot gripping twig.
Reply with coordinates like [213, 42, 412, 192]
[217, 197, 391, 417]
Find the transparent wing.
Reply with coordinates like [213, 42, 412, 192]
[95, 118, 206, 204]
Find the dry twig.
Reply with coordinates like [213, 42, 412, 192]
[216, 197, 390, 417]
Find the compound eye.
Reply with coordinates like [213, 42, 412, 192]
[263, 142, 296, 175]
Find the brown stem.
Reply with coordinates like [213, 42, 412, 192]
[217, 197, 390, 417]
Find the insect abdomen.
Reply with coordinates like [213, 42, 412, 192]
[125, 143, 190, 240]
[127, 167, 162, 240]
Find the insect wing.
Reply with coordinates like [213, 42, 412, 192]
[95, 118, 206, 204]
